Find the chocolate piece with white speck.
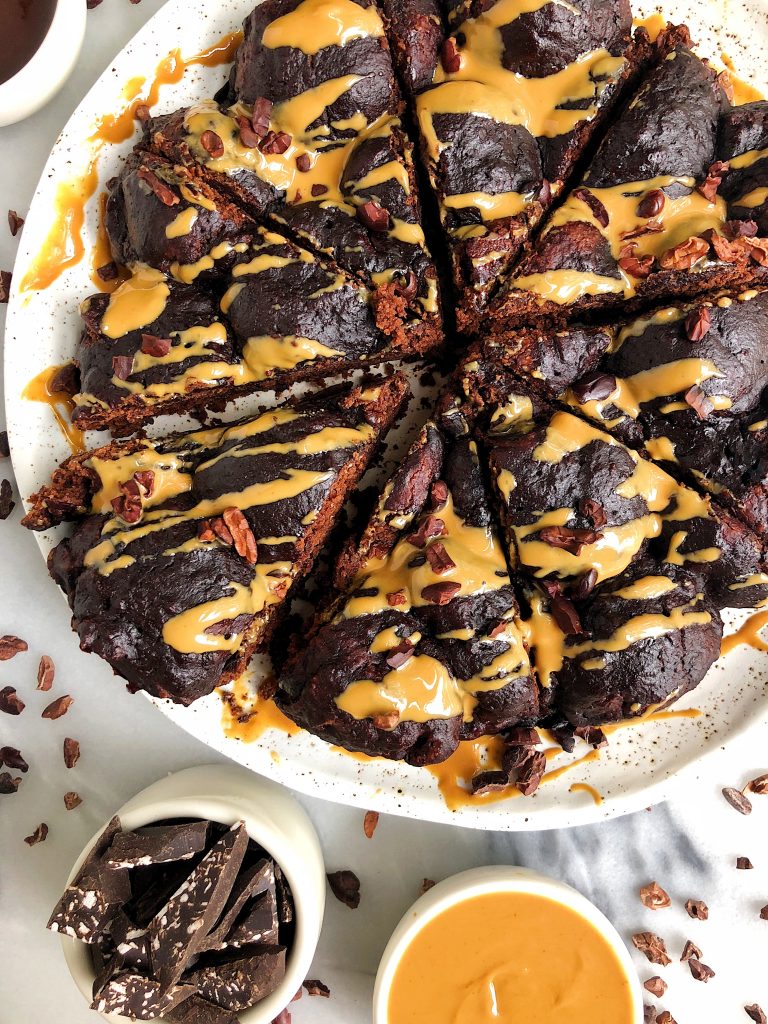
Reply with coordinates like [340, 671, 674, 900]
[184, 946, 286, 1011]
[47, 816, 130, 942]
[167, 993, 239, 1023]
[90, 972, 194, 1019]
[225, 888, 280, 949]
[148, 822, 248, 992]
[105, 821, 209, 868]
[201, 858, 275, 952]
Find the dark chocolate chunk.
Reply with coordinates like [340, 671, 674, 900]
[106, 821, 209, 868]
[148, 822, 249, 991]
[326, 869, 361, 909]
[91, 972, 194, 1019]
[185, 946, 286, 1011]
[202, 858, 276, 952]
[167, 993, 239, 1023]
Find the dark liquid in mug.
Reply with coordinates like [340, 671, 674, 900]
[0, 0, 57, 85]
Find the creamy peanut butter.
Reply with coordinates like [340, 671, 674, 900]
[386, 891, 635, 1024]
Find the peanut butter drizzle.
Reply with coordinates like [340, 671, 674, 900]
[514, 174, 726, 304]
[719, 53, 765, 105]
[221, 674, 301, 741]
[19, 32, 242, 295]
[99, 265, 170, 338]
[611, 575, 678, 601]
[22, 365, 86, 455]
[568, 781, 603, 805]
[734, 186, 768, 209]
[262, 0, 384, 53]
[172, 240, 250, 284]
[88, 449, 192, 513]
[165, 206, 199, 239]
[634, 13, 666, 43]
[720, 608, 768, 656]
[90, 191, 128, 293]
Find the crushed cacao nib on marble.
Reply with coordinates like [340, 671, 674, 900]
[632, 932, 671, 966]
[684, 898, 709, 920]
[643, 1007, 656, 1024]
[0, 772, 21, 794]
[7, 210, 24, 236]
[0, 431, 8, 459]
[63, 737, 80, 769]
[0, 479, 14, 520]
[0, 635, 27, 660]
[420, 878, 436, 894]
[64, 791, 83, 810]
[363, 811, 379, 838]
[24, 823, 48, 846]
[640, 882, 671, 910]
[745, 1005, 768, 1023]
[748, 774, 768, 795]
[0, 270, 11, 303]
[722, 786, 752, 815]
[688, 958, 715, 982]
[326, 869, 360, 909]
[685, 306, 711, 341]
[643, 976, 667, 997]
[0, 746, 28, 772]
[737, 856, 754, 870]
[760, 905, 768, 920]
[656, 1012, 676, 1024]
[680, 939, 702, 962]
[303, 980, 330, 998]
[37, 655, 55, 690]
[42, 695, 73, 720]
[0, 686, 25, 715]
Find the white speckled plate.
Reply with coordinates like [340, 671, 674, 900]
[5, 0, 768, 830]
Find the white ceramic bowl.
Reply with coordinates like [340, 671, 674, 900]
[0, 0, 87, 127]
[60, 764, 326, 1023]
[372, 865, 644, 1024]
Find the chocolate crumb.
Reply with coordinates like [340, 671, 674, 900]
[303, 980, 330, 998]
[7, 210, 24, 236]
[0, 686, 25, 715]
[632, 932, 671, 966]
[42, 695, 73, 720]
[63, 738, 80, 769]
[363, 810, 379, 838]
[737, 856, 754, 870]
[420, 878, 436, 894]
[0, 772, 21, 794]
[0, 270, 11, 303]
[0, 747, 28, 772]
[722, 786, 752, 815]
[684, 899, 708, 920]
[760, 905, 768, 920]
[688, 958, 715, 982]
[681, 939, 702, 962]
[64, 791, 82, 810]
[0, 635, 27, 660]
[0, 479, 15, 519]
[327, 869, 360, 909]
[37, 655, 55, 690]
[643, 976, 667, 997]
[24, 823, 48, 846]
[640, 882, 671, 910]
[0, 431, 8, 458]
[745, 1004, 767, 1023]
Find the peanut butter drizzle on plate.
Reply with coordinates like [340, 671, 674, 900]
[568, 781, 603, 805]
[719, 52, 765, 105]
[19, 31, 242, 294]
[90, 192, 129, 293]
[22, 365, 85, 454]
[720, 608, 768, 656]
[221, 675, 301, 742]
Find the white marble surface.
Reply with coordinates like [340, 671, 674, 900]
[1, 3, 768, 1022]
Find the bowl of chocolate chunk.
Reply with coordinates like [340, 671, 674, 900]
[373, 865, 644, 1024]
[48, 764, 325, 1022]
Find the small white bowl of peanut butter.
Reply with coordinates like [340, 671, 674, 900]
[373, 865, 643, 1024]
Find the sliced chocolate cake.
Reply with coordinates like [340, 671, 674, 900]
[277, 415, 538, 765]
[141, 0, 442, 348]
[72, 227, 419, 434]
[489, 44, 768, 327]
[23, 377, 408, 705]
[404, 0, 660, 331]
